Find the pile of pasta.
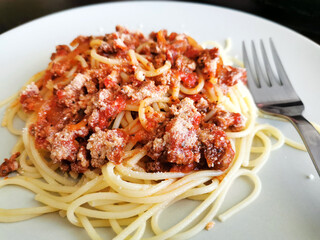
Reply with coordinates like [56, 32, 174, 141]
[0, 29, 296, 240]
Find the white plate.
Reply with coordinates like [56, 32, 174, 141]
[0, 2, 319, 240]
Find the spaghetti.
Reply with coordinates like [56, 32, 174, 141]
[0, 26, 288, 239]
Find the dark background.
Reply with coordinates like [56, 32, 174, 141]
[0, 0, 319, 44]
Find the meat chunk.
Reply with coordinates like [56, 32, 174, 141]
[218, 66, 247, 86]
[121, 81, 169, 102]
[66, 73, 89, 92]
[147, 98, 201, 166]
[57, 73, 90, 107]
[153, 53, 167, 68]
[154, 70, 174, 86]
[211, 108, 245, 131]
[70, 146, 90, 173]
[100, 26, 146, 54]
[21, 82, 39, 95]
[20, 82, 43, 111]
[87, 129, 129, 167]
[51, 45, 71, 60]
[174, 55, 196, 73]
[116, 25, 146, 49]
[0, 152, 20, 177]
[199, 124, 234, 171]
[84, 80, 98, 94]
[197, 48, 220, 78]
[145, 161, 168, 173]
[144, 110, 166, 132]
[50, 124, 89, 163]
[50, 128, 79, 163]
[147, 137, 166, 160]
[195, 97, 209, 112]
[164, 98, 201, 165]
[99, 41, 113, 54]
[196, 43, 246, 87]
[77, 146, 89, 168]
[97, 89, 113, 109]
[30, 98, 77, 150]
[50, 62, 70, 77]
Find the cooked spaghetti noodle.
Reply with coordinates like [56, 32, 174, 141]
[0, 26, 288, 239]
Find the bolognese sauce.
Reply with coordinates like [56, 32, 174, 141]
[2, 26, 247, 176]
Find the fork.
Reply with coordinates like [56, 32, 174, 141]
[242, 39, 320, 176]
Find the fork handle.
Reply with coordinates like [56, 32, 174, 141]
[288, 115, 320, 176]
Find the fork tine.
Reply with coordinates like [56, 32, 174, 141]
[251, 41, 269, 87]
[269, 38, 293, 87]
[242, 41, 259, 91]
[260, 40, 278, 86]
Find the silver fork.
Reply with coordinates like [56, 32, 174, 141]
[242, 39, 320, 176]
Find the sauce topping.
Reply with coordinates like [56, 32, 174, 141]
[2, 26, 247, 176]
